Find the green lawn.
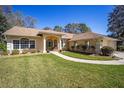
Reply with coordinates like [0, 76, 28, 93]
[62, 51, 114, 61]
[0, 54, 124, 88]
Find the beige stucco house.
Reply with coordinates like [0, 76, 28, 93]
[3, 26, 117, 54]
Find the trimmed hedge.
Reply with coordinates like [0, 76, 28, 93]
[118, 45, 124, 51]
[30, 49, 37, 53]
[0, 51, 9, 56]
[101, 46, 114, 56]
[76, 45, 80, 49]
[81, 45, 87, 50]
[22, 49, 29, 54]
[12, 50, 20, 55]
[71, 46, 75, 50]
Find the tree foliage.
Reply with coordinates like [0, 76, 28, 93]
[24, 16, 37, 28]
[5, 11, 37, 28]
[53, 25, 63, 32]
[0, 5, 37, 28]
[43, 27, 52, 30]
[42, 23, 91, 33]
[0, 13, 10, 43]
[64, 23, 91, 33]
[108, 5, 124, 39]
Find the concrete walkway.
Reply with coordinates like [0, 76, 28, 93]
[50, 51, 124, 65]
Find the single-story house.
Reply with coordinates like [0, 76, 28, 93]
[3, 26, 117, 54]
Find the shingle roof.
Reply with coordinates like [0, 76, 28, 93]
[3, 26, 117, 41]
[3, 26, 65, 36]
[38, 30, 65, 35]
[3, 26, 40, 37]
[70, 32, 117, 41]
[62, 32, 75, 39]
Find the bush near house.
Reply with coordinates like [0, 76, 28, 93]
[101, 46, 114, 56]
[30, 49, 37, 53]
[90, 46, 95, 50]
[0, 51, 9, 56]
[0, 43, 7, 52]
[118, 45, 124, 51]
[12, 50, 20, 55]
[81, 45, 87, 51]
[76, 45, 80, 49]
[71, 46, 75, 50]
[22, 49, 29, 54]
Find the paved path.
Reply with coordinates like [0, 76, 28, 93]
[50, 51, 124, 65]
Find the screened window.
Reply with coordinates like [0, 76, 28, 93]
[13, 40, 19, 49]
[13, 38, 35, 49]
[30, 40, 35, 49]
[21, 38, 29, 49]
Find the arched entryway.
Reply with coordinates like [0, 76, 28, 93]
[46, 35, 58, 51]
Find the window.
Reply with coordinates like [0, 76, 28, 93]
[30, 40, 35, 49]
[13, 40, 19, 49]
[21, 38, 29, 49]
[13, 38, 35, 49]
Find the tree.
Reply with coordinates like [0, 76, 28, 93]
[2, 5, 12, 15]
[0, 6, 2, 13]
[64, 23, 78, 33]
[78, 23, 91, 32]
[5, 11, 37, 28]
[0, 13, 10, 43]
[43, 27, 52, 30]
[64, 23, 91, 33]
[53, 25, 63, 32]
[5, 11, 25, 27]
[24, 16, 37, 28]
[108, 5, 124, 39]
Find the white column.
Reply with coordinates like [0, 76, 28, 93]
[58, 36, 62, 50]
[43, 35, 46, 53]
[87, 41, 90, 49]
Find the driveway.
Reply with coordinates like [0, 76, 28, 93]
[114, 51, 124, 59]
[51, 51, 124, 65]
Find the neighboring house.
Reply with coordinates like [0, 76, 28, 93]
[3, 26, 117, 54]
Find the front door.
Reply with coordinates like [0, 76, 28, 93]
[46, 39, 53, 50]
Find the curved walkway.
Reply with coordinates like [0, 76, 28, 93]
[51, 51, 124, 65]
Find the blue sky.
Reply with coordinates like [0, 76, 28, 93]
[13, 5, 114, 35]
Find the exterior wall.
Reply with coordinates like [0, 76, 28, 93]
[102, 38, 117, 50]
[62, 39, 70, 50]
[68, 38, 103, 54]
[6, 35, 117, 54]
[68, 38, 117, 53]
[6, 36, 43, 53]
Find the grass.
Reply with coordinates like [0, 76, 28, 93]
[61, 51, 114, 61]
[0, 54, 124, 87]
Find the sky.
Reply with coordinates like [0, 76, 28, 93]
[13, 5, 114, 35]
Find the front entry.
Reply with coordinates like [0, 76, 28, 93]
[46, 39, 58, 51]
[46, 39, 53, 50]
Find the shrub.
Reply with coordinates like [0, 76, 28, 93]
[118, 45, 124, 51]
[76, 45, 80, 49]
[22, 49, 29, 54]
[0, 51, 9, 56]
[0, 43, 7, 52]
[59, 50, 62, 52]
[101, 46, 114, 56]
[81, 45, 87, 50]
[12, 50, 19, 55]
[71, 46, 75, 50]
[90, 46, 95, 50]
[30, 49, 37, 53]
